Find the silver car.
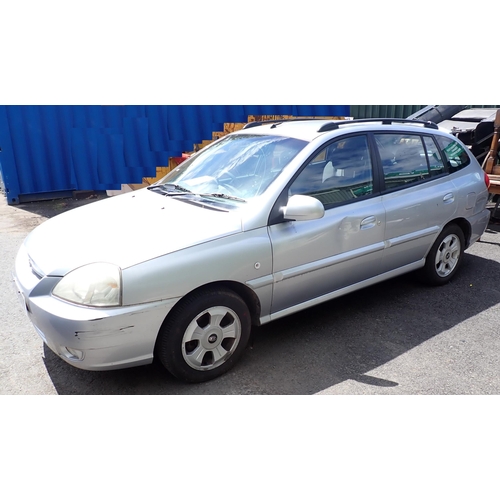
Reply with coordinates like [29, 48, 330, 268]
[13, 118, 491, 383]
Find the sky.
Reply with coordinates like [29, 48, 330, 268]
[2, 1, 497, 105]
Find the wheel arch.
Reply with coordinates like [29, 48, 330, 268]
[423, 219, 470, 262]
[211, 280, 262, 326]
[158, 280, 262, 333]
[446, 217, 471, 248]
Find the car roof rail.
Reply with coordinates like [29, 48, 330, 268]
[243, 118, 319, 129]
[317, 118, 439, 132]
[243, 117, 440, 132]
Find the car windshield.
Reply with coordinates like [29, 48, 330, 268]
[155, 134, 307, 202]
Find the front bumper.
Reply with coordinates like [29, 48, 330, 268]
[13, 245, 178, 371]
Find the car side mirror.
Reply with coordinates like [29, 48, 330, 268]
[282, 195, 325, 221]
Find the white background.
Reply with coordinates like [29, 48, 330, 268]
[2, 2, 499, 499]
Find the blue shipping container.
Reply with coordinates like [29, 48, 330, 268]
[0, 105, 350, 204]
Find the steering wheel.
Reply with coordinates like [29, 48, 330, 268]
[217, 169, 236, 184]
[215, 170, 245, 198]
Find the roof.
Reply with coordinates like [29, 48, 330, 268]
[235, 118, 440, 142]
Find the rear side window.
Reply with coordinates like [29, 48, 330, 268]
[375, 134, 431, 189]
[435, 135, 471, 171]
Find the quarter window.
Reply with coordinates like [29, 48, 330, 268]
[290, 135, 373, 206]
[435, 135, 471, 171]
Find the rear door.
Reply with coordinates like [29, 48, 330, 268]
[374, 132, 458, 274]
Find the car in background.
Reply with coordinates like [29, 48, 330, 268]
[13, 118, 491, 383]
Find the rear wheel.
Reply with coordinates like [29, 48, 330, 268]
[419, 224, 465, 285]
[156, 287, 251, 383]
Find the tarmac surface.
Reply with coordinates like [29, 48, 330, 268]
[1, 189, 500, 395]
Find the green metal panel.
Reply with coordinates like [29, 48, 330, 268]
[349, 105, 426, 119]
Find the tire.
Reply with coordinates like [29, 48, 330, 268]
[419, 224, 465, 286]
[156, 287, 251, 383]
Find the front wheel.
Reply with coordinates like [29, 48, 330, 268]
[418, 224, 465, 286]
[155, 287, 251, 383]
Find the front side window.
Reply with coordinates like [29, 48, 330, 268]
[435, 135, 471, 171]
[375, 133, 431, 190]
[290, 135, 373, 206]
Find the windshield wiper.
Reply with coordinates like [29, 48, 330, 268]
[197, 193, 247, 203]
[148, 183, 193, 195]
[149, 184, 246, 203]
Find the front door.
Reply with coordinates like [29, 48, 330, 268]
[268, 134, 386, 316]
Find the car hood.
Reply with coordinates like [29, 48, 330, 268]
[24, 189, 243, 276]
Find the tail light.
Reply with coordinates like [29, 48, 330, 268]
[484, 171, 491, 189]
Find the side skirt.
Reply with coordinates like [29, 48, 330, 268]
[259, 260, 425, 325]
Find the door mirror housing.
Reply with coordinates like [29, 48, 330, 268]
[282, 195, 325, 221]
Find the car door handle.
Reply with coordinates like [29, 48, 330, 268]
[443, 192, 455, 204]
[360, 216, 377, 229]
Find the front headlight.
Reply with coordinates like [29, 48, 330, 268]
[52, 263, 122, 307]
